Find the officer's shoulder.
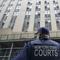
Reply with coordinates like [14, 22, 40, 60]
[49, 40, 60, 46]
[27, 39, 41, 45]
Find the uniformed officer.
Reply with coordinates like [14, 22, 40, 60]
[13, 27, 60, 60]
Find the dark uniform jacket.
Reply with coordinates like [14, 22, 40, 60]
[13, 38, 60, 60]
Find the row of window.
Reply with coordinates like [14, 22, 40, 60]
[0, 0, 60, 31]
[0, 0, 60, 13]
[53, 0, 60, 30]
[0, 0, 22, 29]
[0, 0, 22, 13]
[22, 1, 32, 32]
[34, 0, 41, 31]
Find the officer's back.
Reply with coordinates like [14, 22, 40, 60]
[27, 27, 60, 60]
[13, 27, 60, 60]
[28, 39, 60, 60]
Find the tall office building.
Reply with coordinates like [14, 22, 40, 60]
[0, 0, 60, 60]
[0, 0, 60, 32]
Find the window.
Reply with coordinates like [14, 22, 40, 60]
[2, 14, 7, 21]
[22, 22, 29, 32]
[0, 4, 5, 7]
[45, 13, 51, 20]
[35, 6, 40, 11]
[45, 21, 51, 30]
[45, 14, 51, 18]
[5, 9, 10, 13]
[11, 0, 15, 1]
[34, 22, 40, 31]
[26, 7, 31, 11]
[9, 16, 17, 29]
[36, 1, 41, 5]
[18, 0, 22, 1]
[17, 3, 21, 6]
[28, 2, 32, 6]
[9, 3, 13, 6]
[45, 6, 50, 11]
[22, 15, 30, 32]
[14, 9, 20, 12]
[34, 12, 40, 31]
[3, 0, 7, 2]
[2, 22, 5, 28]
[53, 1, 58, 4]
[54, 6, 59, 10]
[0, 10, 1, 12]
[55, 13, 60, 17]
[45, 1, 49, 4]
[56, 21, 60, 30]
[24, 15, 30, 20]
[35, 13, 40, 19]
[53, 1, 55, 3]
[58, 12, 60, 15]
[45, 1, 47, 4]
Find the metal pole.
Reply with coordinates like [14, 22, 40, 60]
[8, 43, 13, 60]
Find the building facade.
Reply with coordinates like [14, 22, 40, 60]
[0, 0, 60, 60]
[0, 0, 60, 32]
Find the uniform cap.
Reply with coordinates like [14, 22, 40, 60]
[37, 27, 49, 35]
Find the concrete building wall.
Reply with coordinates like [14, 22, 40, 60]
[0, 0, 60, 33]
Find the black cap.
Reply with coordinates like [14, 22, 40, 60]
[37, 27, 49, 35]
